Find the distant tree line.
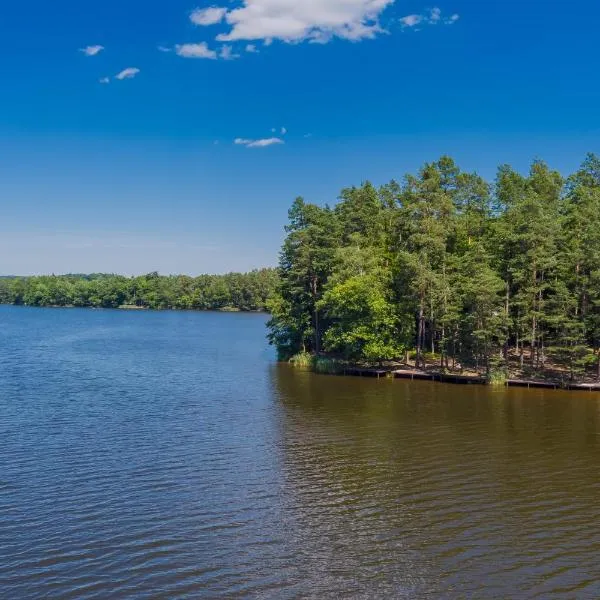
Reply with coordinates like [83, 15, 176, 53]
[0, 270, 278, 312]
[267, 154, 600, 380]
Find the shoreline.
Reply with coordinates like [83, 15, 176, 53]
[290, 358, 600, 393]
[342, 367, 600, 392]
[0, 303, 268, 314]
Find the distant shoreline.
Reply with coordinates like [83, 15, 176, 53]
[0, 303, 268, 314]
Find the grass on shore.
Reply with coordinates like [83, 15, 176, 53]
[289, 352, 345, 375]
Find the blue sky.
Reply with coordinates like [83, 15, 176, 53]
[0, 0, 598, 275]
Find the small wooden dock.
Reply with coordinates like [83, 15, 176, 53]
[506, 379, 600, 391]
[506, 379, 559, 389]
[441, 373, 487, 385]
[393, 370, 486, 385]
[340, 366, 600, 392]
[564, 382, 600, 392]
[343, 367, 388, 379]
[393, 369, 438, 381]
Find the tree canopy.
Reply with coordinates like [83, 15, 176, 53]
[0, 269, 278, 312]
[268, 154, 600, 380]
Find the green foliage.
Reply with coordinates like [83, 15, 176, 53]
[288, 352, 345, 374]
[312, 356, 345, 375]
[319, 274, 404, 362]
[289, 351, 314, 369]
[0, 270, 278, 312]
[268, 153, 600, 378]
[487, 368, 508, 386]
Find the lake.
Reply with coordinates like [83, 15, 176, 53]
[1, 305, 600, 598]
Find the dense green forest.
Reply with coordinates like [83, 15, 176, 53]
[267, 154, 600, 381]
[0, 270, 277, 311]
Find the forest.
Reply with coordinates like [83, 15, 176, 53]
[0, 270, 278, 312]
[267, 154, 600, 381]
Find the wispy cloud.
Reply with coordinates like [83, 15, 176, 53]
[157, 45, 172, 53]
[175, 42, 217, 59]
[400, 15, 422, 27]
[190, 6, 228, 26]
[430, 7, 442, 22]
[219, 45, 240, 60]
[234, 137, 284, 148]
[115, 67, 140, 80]
[80, 45, 104, 56]
[401, 7, 460, 29]
[99, 77, 110, 84]
[245, 44, 259, 53]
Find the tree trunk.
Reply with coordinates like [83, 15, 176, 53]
[519, 337, 524, 370]
[531, 269, 537, 367]
[416, 295, 425, 368]
[430, 298, 435, 355]
[311, 275, 320, 354]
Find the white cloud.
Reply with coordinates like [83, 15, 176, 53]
[281, 126, 287, 135]
[80, 45, 104, 56]
[247, 137, 284, 147]
[158, 45, 172, 52]
[219, 44, 240, 60]
[400, 14, 422, 27]
[400, 7, 459, 29]
[235, 137, 284, 148]
[115, 67, 140, 80]
[190, 6, 228, 26]
[175, 42, 217, 59]
[430, 7, 441, 22]
[99, 77, 110, 84]
[214, 0, 395, 44]
[245, 43, 259, 53]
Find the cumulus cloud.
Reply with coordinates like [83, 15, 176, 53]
[115, 67, 140, 80]
[400, 7, 459, 29]
[190, 6, 228, 25]
[175, 42, 217, 59]
[80, 45, 104, 56]
[235, 137, 284, 148]
[209, 0, 394, 44]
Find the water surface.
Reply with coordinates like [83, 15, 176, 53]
[1, 306, 600, 598]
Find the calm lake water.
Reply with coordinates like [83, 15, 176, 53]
[1, 305, 600, 598]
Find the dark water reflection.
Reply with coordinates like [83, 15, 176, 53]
[273, 368, 600, 598]
[1, 306, 600, 598]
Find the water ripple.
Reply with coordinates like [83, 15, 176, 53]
[2, 307, 600, 598]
